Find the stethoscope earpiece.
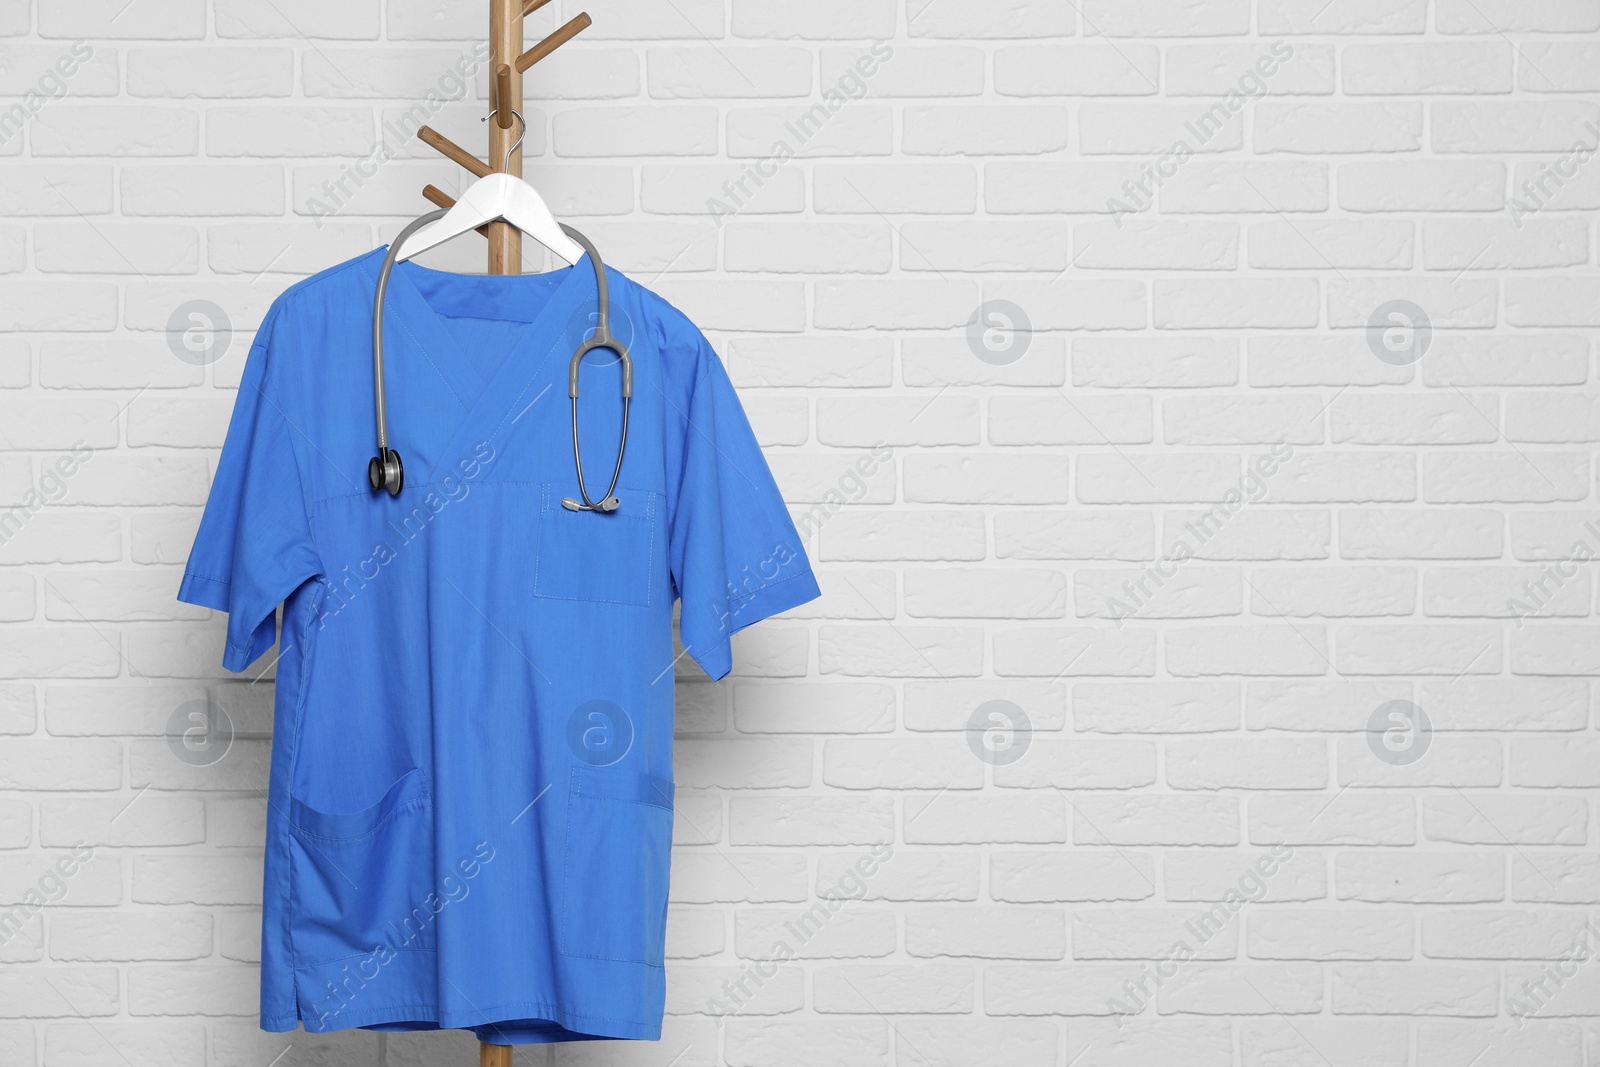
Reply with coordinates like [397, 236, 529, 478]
[561, 495, 620, 513]
[367, 214, 629, 513]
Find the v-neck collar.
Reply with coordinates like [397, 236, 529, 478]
[374, 251, 594, 487]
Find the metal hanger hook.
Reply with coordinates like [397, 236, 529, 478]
[481, 108, 526, 170]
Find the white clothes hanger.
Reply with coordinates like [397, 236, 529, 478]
[395, 110, 585, 267]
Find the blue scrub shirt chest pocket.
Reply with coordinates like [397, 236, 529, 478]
[532, 482, 660, 607]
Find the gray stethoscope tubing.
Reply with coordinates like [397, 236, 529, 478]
[368, 212, 632, 515]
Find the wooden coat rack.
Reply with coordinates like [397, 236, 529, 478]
[416, 0, 590, 280]
[415, 12, 593, 1066]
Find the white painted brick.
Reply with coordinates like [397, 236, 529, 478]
[1250, 793, 1416, 846]
[1248, 337, 1410, 387]
[1074, 337, 1239, 388]
[1251, 566, 1416, 617]
[1339, 508, 1503, 559]
[1327, 277, 1498, 328]
[901, 220, 1069, 272]
[44, 1022, 207, 1067]
[0, 967, 118, 1016]
[1421, 335, 1590, 386]
[1242, 1019, 1409, 1067]
[997, 44, 1159, 97]
[902, 105, 1066, 155]
[651, 46, 811, 99]
[1162, 161, 1329, 214]
[1336, 853, 1505, 903]
[988, 395, 1152, 445]
[1081, 0, 1250, 37]
[1073, 220, 1239, 270]
[733, 1, 895, 40]
[1505, 277, 1600, 327]
[1331, 393, 1499, 445]
[902, 793, 1068, 845]
[1074, 680, 1238, 733]
[1433, 101, 1600, 153]
[1424, 794, 1586, 844]
[1078, 454, 1238, 504]
[1332, 964, 1499, 1015]
[1415, 1021, 1583, 1067]
[1337, 623, 1503, 675]
[1166, 624, 1329, 676]
[935, 0, 1078, 40]
[1512, 853, 1600, 903]
[1074, 566, 1240, 622]
[1270, 452, 1417, 503]
[1163, 395, 1324, 444]
[726, 104, 890, 158]
[1343, 43, 1513, 94]
[979, 279, 1145, 329]
[1259, 0, 1427, 35]
[992, 626, 1156, 678]
[1164, 509, 1330, 561]
[817, 163, 973, 214]
[1424, 452, 1589, 504]
[1166, 43, 1333, 96]
[1167, 738, 1327, 789]
[1080, 102, 1243, 155]
[1248, 219, 1413, 269]
[126, 46, 293, 98]
[1436, 0, 1600, 34]
[823, 45, 977, 100]
[1073, 907, 1238, 960]
[1249, 910, 1412, 960]
[903, 567, 1068, 618]
[1255, 103, 1424, 154]
[1423, 566, 1589, 618]
[1154, 279, 1320, 329]
[1338, 160, 1506, 212]
[1517, 41, 1600, 92]
[991, 851, 1155, 903]
[1424, 910, 1594, 959]
[49, 910, 211, 961]
[1423, 217, 1589, 269]
[995, 510, 1153, 561]
[39, 0, 205, 38]
[213, 0, 378, 39]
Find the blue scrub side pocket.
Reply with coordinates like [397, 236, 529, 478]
[559, 765, 674, 965]
[287, 768, 435, 967]
[533, 483, 660, 608]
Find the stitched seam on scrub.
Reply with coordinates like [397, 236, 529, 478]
[390, 312, 468, 411]
[560, 777, 668, 965]
[727, 567, 813, 605]
[532, 486, 659, 608]
[284, 583, 324, 998]
[289, 793, 431, 845]
[289, 998, 663, 1028]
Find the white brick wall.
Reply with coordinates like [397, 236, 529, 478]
[1, 1, 1599, 1065]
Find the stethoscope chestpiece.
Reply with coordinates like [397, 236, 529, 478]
[368, 448, 404, 497]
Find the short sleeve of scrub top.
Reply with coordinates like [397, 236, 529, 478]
[175, 249, 821, 1044]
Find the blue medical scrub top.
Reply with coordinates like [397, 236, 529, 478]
[176, 247, 820, 1043]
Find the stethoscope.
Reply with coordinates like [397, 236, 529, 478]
[367, 209, 632, 513]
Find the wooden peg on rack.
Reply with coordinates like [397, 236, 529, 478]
[516, 13, 591, 73]
[416, 126, 492, 178]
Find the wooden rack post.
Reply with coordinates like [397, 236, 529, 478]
[414, 11, 594, 1065]
[415, 0, 590, 279]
